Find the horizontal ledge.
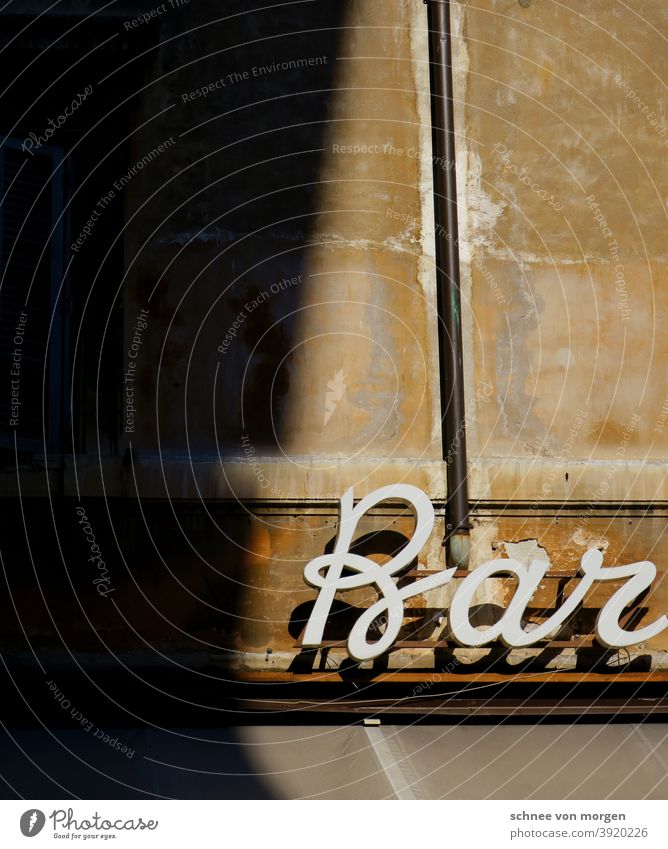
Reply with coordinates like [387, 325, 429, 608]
[8, 453, 668, 506]
[297, 638, 596, 650]
[469, 457, 668, 503]
[232, 670, 668, 684]
[3, 456, 448, 499]
[403, 569, 606, 578]
[237, 698, 668, 717]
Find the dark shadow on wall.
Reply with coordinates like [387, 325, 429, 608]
[0, 0, 350, 798]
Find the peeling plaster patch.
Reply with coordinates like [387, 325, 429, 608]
[423, 459, 448, 496]
[456, 148, 472, 266]
[313, 235, 418, 255]
[410, 0, 437, 265]
[450, 0, 471, 260]
[462, 521, 507, 614]
[421, 526, 445, 570]
[450, 0, 479, 459]
[467, 150, 506, 249]
[494, 260, 546, 446]
[499, 538, 551, 567]
[410, 0, 442, 450]
[468, 248, 612, 266]
[570, 528, 609, 552]
[495, 86, 517, 107]
[469, 519, 499, 567]
[395, 227, 419, 246]
[420, 530, 458, 616]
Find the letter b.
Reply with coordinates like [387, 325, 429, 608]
[302, 484, 450, 660]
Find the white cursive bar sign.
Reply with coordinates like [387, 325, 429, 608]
[301, 484, 668, 661]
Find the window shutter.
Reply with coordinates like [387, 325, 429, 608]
[0, 139, 65, 449]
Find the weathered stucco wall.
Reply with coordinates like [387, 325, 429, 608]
[446, 0, 668, 665]
[5, 0, 668, 683]
[115, 0, 668, 671]
[124, 0, 443, 502]
[453, 0, 668, 504]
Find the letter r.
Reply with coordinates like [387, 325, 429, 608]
[596, 560, 668, 647]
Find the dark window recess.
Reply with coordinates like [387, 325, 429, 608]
[0, 139, 66, 451]
[0, 18, 155, 458]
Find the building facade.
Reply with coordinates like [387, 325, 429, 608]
[2, 0, 668, 714]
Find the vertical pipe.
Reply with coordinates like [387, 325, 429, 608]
[426, 0, 470, 562]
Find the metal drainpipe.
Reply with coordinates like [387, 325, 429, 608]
[426, 0, 470, 567]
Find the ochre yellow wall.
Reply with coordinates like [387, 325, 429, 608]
[454, 0, 668, 503]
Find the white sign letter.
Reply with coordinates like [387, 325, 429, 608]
[302, 484, 456, 661]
